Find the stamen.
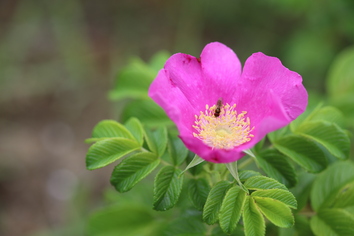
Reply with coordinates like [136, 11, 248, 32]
[193, 103, 254, 149]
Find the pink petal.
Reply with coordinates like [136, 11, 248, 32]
[148, 69, 196, 132]
[180, 135, 246, 163]
[235, 52, 308, 148]
[164, 53, 206, 111]
[149, 70, 207, 156]
[200, 42, 242, 104]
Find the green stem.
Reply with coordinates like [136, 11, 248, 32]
[233, 162, 244, 188]
[238, 157, 254, 169]
[220, 165, 230, 180]
[226, 162, 249, 193]
[298, 211, 316, 217]
[160, 159, 172, 166]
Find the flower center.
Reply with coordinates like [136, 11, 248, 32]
[193, 103, 254, 150]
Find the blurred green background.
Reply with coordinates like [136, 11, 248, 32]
[0, 0, 353, 235]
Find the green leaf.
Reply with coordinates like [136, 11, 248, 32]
[253, 196, 294, 228]
[294, 215, 314, 236]
[153, 166, 183, 211]
[212, 225, 244, 236]
[110, 152, 160, 193]
[289, 103, 321, 132]
[219, 186, 247, 234]
[254, 137, 266, 152]
[225, 162, 248, 193]
[311, 161, 354, 211]
[295, 121, 350, 160]
[124, 117, 144, 146]
[183, 155, 205, 175]
[86, 138, 140, 170]
[87, 204, 156, 236]
[290, 105, 345, 131]
[306, 106, 344, 126]
[326, 47, 354, 125]
[168, 136, 188, 166]
[121, 100, 173, 127]
[239, 170, 261, 182]
[332, 182, 354, 209]
[267, 126, 291, 143]
[251, 189, 297, 209]
[290, 172, 315, 212]
[244, 149, 256, 158]
[144, 126, 168, 157]
[85, 138, 104, 144]
[310, 208, 354, 236]
[343, 206, 354, 216]
[162, 211, 206, 236]
[244, 175, 287, 191]
[243, 196, 265, 236]
[90, 120, 136, 142]
[274, 134, 327, 173]
[327, 46, 354, 98]
[188, 178, 210, 211]
[255, 148, 297, 188]
[108, 58, 156, 101]
[278, 227, 296, 236]
[329, 94, 354, 125]
[203, 181, 232, 225]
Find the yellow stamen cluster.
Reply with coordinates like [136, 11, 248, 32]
[193, 103, 254, 149]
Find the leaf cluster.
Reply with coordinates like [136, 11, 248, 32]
[85, 105, 352, 236]
[85, 117, 300, 235]
[253, 104, 351, 190]
[247, 104, 352, 236]
[85, 51, 354, 236]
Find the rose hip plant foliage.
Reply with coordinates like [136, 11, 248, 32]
[85, 43, 354, 236]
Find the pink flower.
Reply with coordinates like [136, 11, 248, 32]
[148, 42, 308, 163]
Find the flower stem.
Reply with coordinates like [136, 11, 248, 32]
[233, 162, 244, 189]
[226, 161, 249, 193]
[238, 157, 254, 169]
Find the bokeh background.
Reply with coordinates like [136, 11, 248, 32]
[0, 0, 353, 235]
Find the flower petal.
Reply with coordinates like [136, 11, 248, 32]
[148, 69, 196, 132]
[164, 53, 206, 111]
[149, 71, 212, 164]
[200, 42, 242, 104]
[235, 52, 308, 147]
[180, 135, 246, 163]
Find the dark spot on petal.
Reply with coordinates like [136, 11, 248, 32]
[182, 55, 193, 64]
[196, 57, 201, 63]
[211, 155, 219, 162]
[169, 77, 176, 87]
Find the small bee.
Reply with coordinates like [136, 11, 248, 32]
[214, 99, 222, 117]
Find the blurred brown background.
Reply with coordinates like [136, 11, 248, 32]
[0, 0, 353, 235]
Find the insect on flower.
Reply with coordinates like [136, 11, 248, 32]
[148, 42, 308, 163]
[214, 99, 222, 117]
